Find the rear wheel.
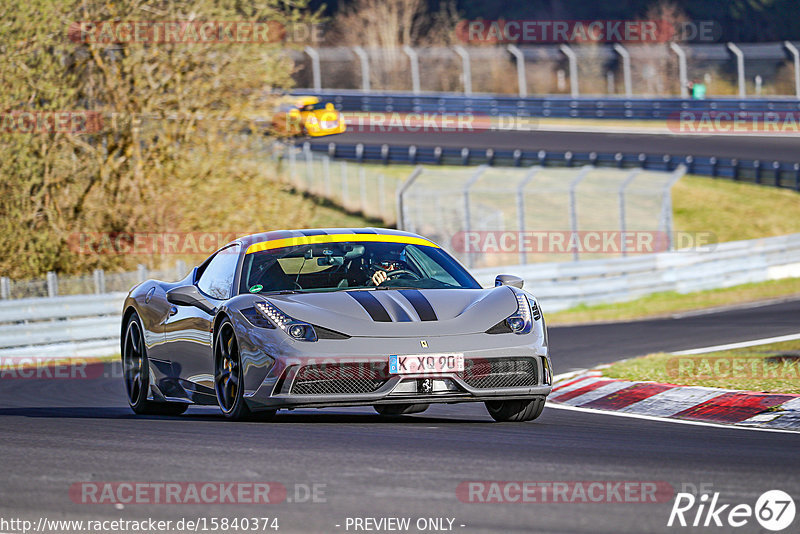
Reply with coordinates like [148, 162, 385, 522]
[122, 312, 188, 416]
[374, 403, 429, 416]
[215, 319, 276, 421]
[485, 397, 545, 422]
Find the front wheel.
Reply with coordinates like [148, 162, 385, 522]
[214, 319, 276, 421]
[122, 312, 188, 416]
[485, 397, 545, 422]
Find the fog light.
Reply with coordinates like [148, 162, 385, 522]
[288, 324, 307, 339]
[507, 317, 525, 332]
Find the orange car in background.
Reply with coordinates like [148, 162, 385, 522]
[271, 96, 347, 137]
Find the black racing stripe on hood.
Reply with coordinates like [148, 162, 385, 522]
[398, 289, 438, 321]
[347, 291, 392, 322]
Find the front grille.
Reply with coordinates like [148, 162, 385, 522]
[290, 362, 388, 395]
[460, 357, 538, 389]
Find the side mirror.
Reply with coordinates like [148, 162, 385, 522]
[325, 102, 334, 111]
[495, 274, 524, 289]
[166, 285, 217, 315]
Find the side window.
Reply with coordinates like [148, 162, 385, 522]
[197, 245, 240, 300]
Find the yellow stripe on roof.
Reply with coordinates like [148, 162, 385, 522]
[245, 233, 440, 254]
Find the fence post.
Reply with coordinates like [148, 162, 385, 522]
[0, 277, 9, 299]
[396, 166, 424, 230]
[670, 43, 689, 98]
[93, 268, 106, 294]
[288, 144, 297, 186]
[516, 166, 541, 265]
[463, 166, 489, 268]
[618, 169, 641, 257]
[137, 264, 148, 283]
[727, 43, 746, 98]
[352, 46, 370, 92]
[559, 44, 579, 98]
[506, 44, 527, 98]
[402, 46, 421, 94]
[568, 166, 593, 262]
[303, 142, 313, 191]
[175, 260, 187, 280]
[613, 43, 632, 98]
[785, 42, 800, 99]
[359, 166, 367, 214]
[794, 163, 800, 191]
[339, 159, 347, 208]
[773, 161, 782, 187]
[661, 164, 687, 250]
[46, 271, 58, 297]
[378, 174, 387, 220]
[453, 45, 472, 95]
[304, 46, 322, 91]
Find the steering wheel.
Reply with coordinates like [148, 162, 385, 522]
[372, 268, 421, 284]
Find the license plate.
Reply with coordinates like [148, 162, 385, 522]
[388, 353, 464, 375]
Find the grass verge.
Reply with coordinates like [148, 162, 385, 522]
[545, 277, 800, 325]
[603, 339, 800, 394]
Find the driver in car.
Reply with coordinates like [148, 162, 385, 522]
[369, 260, 404, 286]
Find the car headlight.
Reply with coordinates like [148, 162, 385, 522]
[255, 301, 317, 342]
[505, 292, 534, 335]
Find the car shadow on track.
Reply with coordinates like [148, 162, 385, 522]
[0, 406, 493, 424]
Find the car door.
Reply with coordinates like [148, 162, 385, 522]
[164, 244, 240, 395]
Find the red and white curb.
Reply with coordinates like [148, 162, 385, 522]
[550, 368, 800, 432]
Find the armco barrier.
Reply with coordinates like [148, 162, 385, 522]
[292, 90, 800, 120]
[471, 233, 800, 311]
[307, 141, 800, 190]
[0, 292, 125, 358]
[2, 234, 800, 358]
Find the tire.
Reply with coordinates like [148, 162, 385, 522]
[374, 403, 429, 416]
[122, 312, 188, 416]
[485, 397, 545, 422]
[214, 319, 276, 421]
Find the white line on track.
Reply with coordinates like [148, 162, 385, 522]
[544, 402, 800, 435]
[670, 332, 800, 355]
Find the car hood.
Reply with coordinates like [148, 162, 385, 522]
[263, 286, 518, 337]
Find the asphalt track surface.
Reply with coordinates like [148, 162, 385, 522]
[332, 129, 800, 161]
[2, 299, 799, 533]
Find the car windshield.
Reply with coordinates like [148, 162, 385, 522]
[299, 102, 326, 111]
[240, 241, 481, 294]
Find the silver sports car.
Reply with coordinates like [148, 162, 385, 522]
[121, 228, 552, 422]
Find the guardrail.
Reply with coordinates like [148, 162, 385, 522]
[292, 89, 800, 120]
[0, 292, 125, 358]
[472, 233, 800, 311]
[306, 140, 800, 190]
[3, 233, 800, 357]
